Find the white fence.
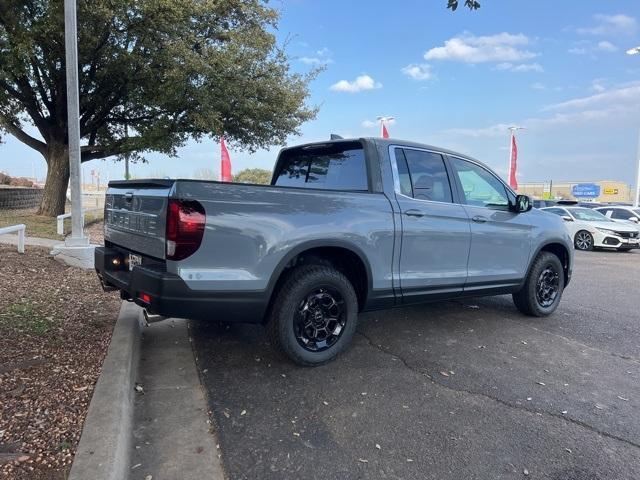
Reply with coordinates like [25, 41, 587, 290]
[56, 208, 102, 235]
[0, 224, 26, 253]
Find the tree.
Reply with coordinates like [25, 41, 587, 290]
[446, 0, 481, 11]
[233, 167, 271, 185]
[0, 0, 316, 215]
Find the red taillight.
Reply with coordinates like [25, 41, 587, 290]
[166, 199, 206, 261]
[139, 292, 152, 303]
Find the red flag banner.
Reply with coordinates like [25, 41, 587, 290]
[509, 134, 518, 190]
[220, 137, 232, 182]
[381, 123, 389, 139]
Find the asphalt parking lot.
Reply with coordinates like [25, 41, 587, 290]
[192, 249, 640, 480]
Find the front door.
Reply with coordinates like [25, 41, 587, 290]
[447, 156, 532, 290]
[392, 148, 471, 302]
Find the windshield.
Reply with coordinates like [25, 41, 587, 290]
[569, 208, 611, 222]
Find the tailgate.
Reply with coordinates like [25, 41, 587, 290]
[104, 180, 174, 259]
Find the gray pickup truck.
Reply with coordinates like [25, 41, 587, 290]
[95, 138, 573, 365]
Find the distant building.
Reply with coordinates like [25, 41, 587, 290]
[517, 180, 633, 203]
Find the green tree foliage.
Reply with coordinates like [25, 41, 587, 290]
[0, 0, 316, 215]
[233, 167, 271, 185]
[447, 0, 481, 11]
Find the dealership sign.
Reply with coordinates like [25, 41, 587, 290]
[572, 183, 601, 198]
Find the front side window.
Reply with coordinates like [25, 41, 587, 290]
[394, 148, 453, 203]
[450, 157, 509, 209]
[273, 142, 368, 191]
[610, 208, 631, 220]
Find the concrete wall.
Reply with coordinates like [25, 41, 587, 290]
[0, 187, 43, 210]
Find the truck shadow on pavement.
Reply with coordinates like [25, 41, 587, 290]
[191, 295, 640, 480]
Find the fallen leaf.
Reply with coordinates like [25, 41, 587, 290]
[73, 385, 88, 392]
[617, 396, 629, 401]
[293, 432, 300, 437]
[323, 401, 329, 406]
[536, 382, 546, 386]
[145, 476, 153, 480]
[375, 444, 381, 450]
[440, 371, 450, 377]
[595, 404, 604, 410]
[524, 468, 529, 476]
[358, 458, 368, 463]
[565, 448, 572, 454]
[240, 410, 247, 416]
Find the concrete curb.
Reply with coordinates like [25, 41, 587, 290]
[69, 301, 143, 480]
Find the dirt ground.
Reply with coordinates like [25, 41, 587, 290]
[0, 243, 120, 479]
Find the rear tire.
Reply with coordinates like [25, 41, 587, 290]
[266, 265, 358, 366]
[513, 251, 564, 317]
[574, 230, 594, 251]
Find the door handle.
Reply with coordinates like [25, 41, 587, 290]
[472, 215, 487, 223]
[405, 209, 425, 218]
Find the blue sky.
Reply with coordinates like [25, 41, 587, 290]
[2, 0, 640, 185]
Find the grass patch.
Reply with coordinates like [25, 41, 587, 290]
[0, 207, 103, 239]
[0, 300, 54, 336]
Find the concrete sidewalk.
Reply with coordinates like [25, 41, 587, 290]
[129, 318, 225, 480]
[0, 233, 59, 248]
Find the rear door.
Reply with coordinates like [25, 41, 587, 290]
[104, 180, 173, 259]
[447, 156, 531, 289]
[391, 147, 471, 302]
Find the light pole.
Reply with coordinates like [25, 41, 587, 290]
[627, 46, 640, 207]
[377, 116, 395, 138]
[507, 126, 524, 190]
[63, 0, 87, 246]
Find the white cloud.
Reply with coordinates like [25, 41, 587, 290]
[361, 118, 395, 129]
[298, 47, 333, 65]
[530, 82, 546, 90]
[543, 82, 640, 111]
[495, 62, 544, 72]
[596, 40, 618, 52]
[568, 47, 588, 55]
[442, 123, 512, 138]
[401, 63, 434, 81]
[330, 75, 382, 93]
[577, 14, 637, 36]
[424, 32, 537, 64]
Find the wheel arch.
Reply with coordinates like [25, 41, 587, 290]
[264, 240, 373, 321]
[528, 241, 571, 287]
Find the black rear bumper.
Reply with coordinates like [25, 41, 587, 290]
[95, 246, 268, 323]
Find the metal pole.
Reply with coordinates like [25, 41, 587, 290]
[634, 127, 640, 207]
[125, 125, 130, 180]
[63, 0, 87, 246]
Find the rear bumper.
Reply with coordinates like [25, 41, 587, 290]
[95, 246, 268, 323]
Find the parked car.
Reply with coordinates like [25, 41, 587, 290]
[541, 206, 639, 251]
[594, 206, 640, 231]
[532, 199, 557, 209]
[95, 138, 574, 365]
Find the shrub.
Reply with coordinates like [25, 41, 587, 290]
[9, 177, 34, 187]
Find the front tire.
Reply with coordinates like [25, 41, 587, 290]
[574, 230, 594, 251]
[513, 251, 565, 317]
[266, 265, 358, 366]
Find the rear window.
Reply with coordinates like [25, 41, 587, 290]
[273, 142, 368, 191]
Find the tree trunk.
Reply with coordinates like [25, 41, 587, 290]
[38, 145, 70, 217]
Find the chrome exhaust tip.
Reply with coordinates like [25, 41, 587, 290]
[143, 309, 168, 324]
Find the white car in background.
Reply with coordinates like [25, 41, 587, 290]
[594, 206, 640, 232]
[541, 206, 640, 251]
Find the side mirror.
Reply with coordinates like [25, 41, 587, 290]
[511, 194, 532, 213]
[561, 215, 573, 222]
[628, 216, 639, 224]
